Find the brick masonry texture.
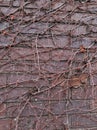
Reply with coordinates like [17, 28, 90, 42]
[0, 0, 97, 130]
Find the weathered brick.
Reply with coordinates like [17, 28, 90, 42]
[52, 49, 73, 61]
[0, 104, 6, 117]
[0, 119, 14, 130]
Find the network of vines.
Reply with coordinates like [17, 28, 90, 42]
[0, 0, 97, 130]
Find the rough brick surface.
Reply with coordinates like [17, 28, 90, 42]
[0, 0, 97, 130]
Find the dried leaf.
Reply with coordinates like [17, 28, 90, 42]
[80, 73, 88, 83]
[10, 15, 15, 20]
[69, 77, 81, 88]
[69, 73, 88, 88]
[80, 45, 86, 53]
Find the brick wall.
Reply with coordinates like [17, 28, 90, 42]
[0, 0, 97, 130]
